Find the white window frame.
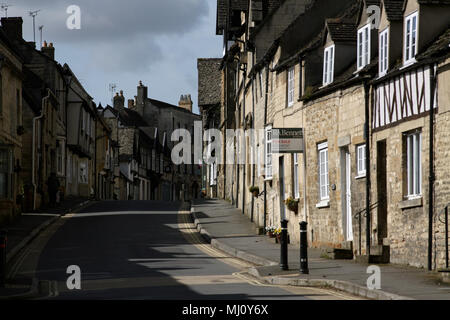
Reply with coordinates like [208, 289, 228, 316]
[406, 131, 422, 199]
[404, 12, 418, 66]
[323, 45, 335, 86]
[265, 126, 273, 180]
[287, 66, 295, 107]
[379, 28, 389, 76]
[357, 24, 371, 70]
[318, 142, 329, 201]
[356, 144, 366, 177]
[293, 153, 300, 199]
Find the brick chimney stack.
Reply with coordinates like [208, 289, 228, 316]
[113, 91, 125, 110]
[41, 41, 55, 60]
[178, 94, 193, 113]
[1, 17, 23, 41]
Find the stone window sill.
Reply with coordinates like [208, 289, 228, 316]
[316, 200, 330, 208]
[399, 197, 423, 210]
[355, 174, 366, 180]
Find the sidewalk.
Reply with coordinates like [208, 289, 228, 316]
[191, 199, 450, 300]
[0, 196, 90, 299]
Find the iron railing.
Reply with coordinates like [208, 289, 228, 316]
[354, 201, 380, 256]
[438, 203, 449, 269]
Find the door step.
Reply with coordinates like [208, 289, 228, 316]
[321, 248, 353, 260]
[356, 245, 390, 264]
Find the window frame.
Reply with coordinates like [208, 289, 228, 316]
[287, 66, 295, 107]
[379, 28, 389, 76]
[323, 45, 335, 86]
[405, 131, 422, 199]
[265, 126, 273, 180]
[293, 153, 300, 199]
[356, 144, 366, 177]
[0, 148, 12, 200]
[404, 11, 418, 65]
[357, 24, 371, 70]
[318, 142, 329, 201]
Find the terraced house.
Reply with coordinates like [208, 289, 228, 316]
[214, 0, 450, 270]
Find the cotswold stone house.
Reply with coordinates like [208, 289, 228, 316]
[214, 0, 450, 270]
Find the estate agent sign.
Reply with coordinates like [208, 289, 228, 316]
[272, 128, 304, 153]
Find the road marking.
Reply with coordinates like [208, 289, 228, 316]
[22, 213, 60, 217]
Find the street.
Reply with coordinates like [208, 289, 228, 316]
[7, 201, 357, 300]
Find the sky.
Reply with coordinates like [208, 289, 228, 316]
[4, 0, 223, 114]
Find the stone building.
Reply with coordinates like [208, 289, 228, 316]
[214, 0, 450, 269]
[0, 26, 23, 224]
[197, 58, 222, 198]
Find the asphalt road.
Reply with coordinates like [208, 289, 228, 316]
[9, 201, 356, 300]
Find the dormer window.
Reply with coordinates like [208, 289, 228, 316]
[404, 12, 418, 65]
[357, 24, 370, 70]
[323, 45, 335, 86]
[287, 66, 295, 107]
[379, 28, 389, 76]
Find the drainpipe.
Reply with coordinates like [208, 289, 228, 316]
[250, 72, 256, 222]
[364, 81, 371, 257]
[263, 63, 269, 231]
[32, 90, 49, 210]
[241, 64, 246, 215]
[428, 63, 437, 271]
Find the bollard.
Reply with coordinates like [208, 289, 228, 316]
[299, 221, 309, 274]
[0, 230, 7, 287]
[280, 220, 288, 271]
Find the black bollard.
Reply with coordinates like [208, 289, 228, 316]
[280, 220, 288, 270]
[299, 221, 309, 274]
[0, 230, 6, 287]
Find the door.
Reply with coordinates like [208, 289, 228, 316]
[345, 151, 353, 241]
[279, 157, 286, 221]
[377, 140, 388, 244]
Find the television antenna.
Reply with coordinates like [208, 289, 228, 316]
[29, 10, 41, 43]
[0, 4, 12, 18]
[38, 25, 43, 49]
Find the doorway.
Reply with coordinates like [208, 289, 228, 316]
[341, 148, 353, 241]
[377, 140, 388, 244]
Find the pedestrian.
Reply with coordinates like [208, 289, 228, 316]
[47, 172, 60, 208]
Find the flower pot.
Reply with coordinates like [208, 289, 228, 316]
[252, 191, 259, 197]
[268, 231, 275, 238]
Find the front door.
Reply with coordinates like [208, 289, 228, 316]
[345, 150, 353, 241]
[377, 140, 388, 244]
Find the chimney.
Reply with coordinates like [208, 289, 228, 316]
[136, 80, 148, 104]
[41, 41, 55, 60]
[113, 91, 125, 110]
[178, 94, 193, 113]
[1, 17, 23, 41]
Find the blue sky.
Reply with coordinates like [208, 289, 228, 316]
[5, 0, 223, 114]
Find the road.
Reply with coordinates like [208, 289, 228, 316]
[8, 200, 358, 300]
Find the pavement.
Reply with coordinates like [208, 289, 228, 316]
[0, 196, 90, 299]
[191, 198, 450, 300]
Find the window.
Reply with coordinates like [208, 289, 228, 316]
[0, 149, 12, 199]
[357, 144, 366, 176]
[265, 126, 273, 180]
[293, 153, 300, 199]
[404, 12, 418, 65]
[57, 140, 65, 175]
[379, 28, 389, 76]
[406, 131, 422, 198]
[357, 24, 371, 70]
[67, 154, 72, 182]
[209, 162, 217, 186]
[79, 161, 88, 184]
[323, 45, 335, 86]
[318, 142, 329, 200]
[287, 66, 295, 107]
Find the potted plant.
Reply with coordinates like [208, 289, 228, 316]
[274, 227, 282, 243]
[265, 226, 276, 238]
[249, 186, 260, 198]
[285, 197, 299, 213]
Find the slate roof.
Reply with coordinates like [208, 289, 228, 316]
[148, 98, 201, 117]
[107, 106, 149, 127]
[326, 21, 358, 42]
[417, 27, 450, 60]
[383, 0, 405, 21]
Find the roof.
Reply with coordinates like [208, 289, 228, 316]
[148, 98, 201, 117]
[326, 21, 357, 43]
[417, 27, 450, 61]
[216, 0, 249, 35]
[383, 0, 405, 21]
[106, 105, 149, 127]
